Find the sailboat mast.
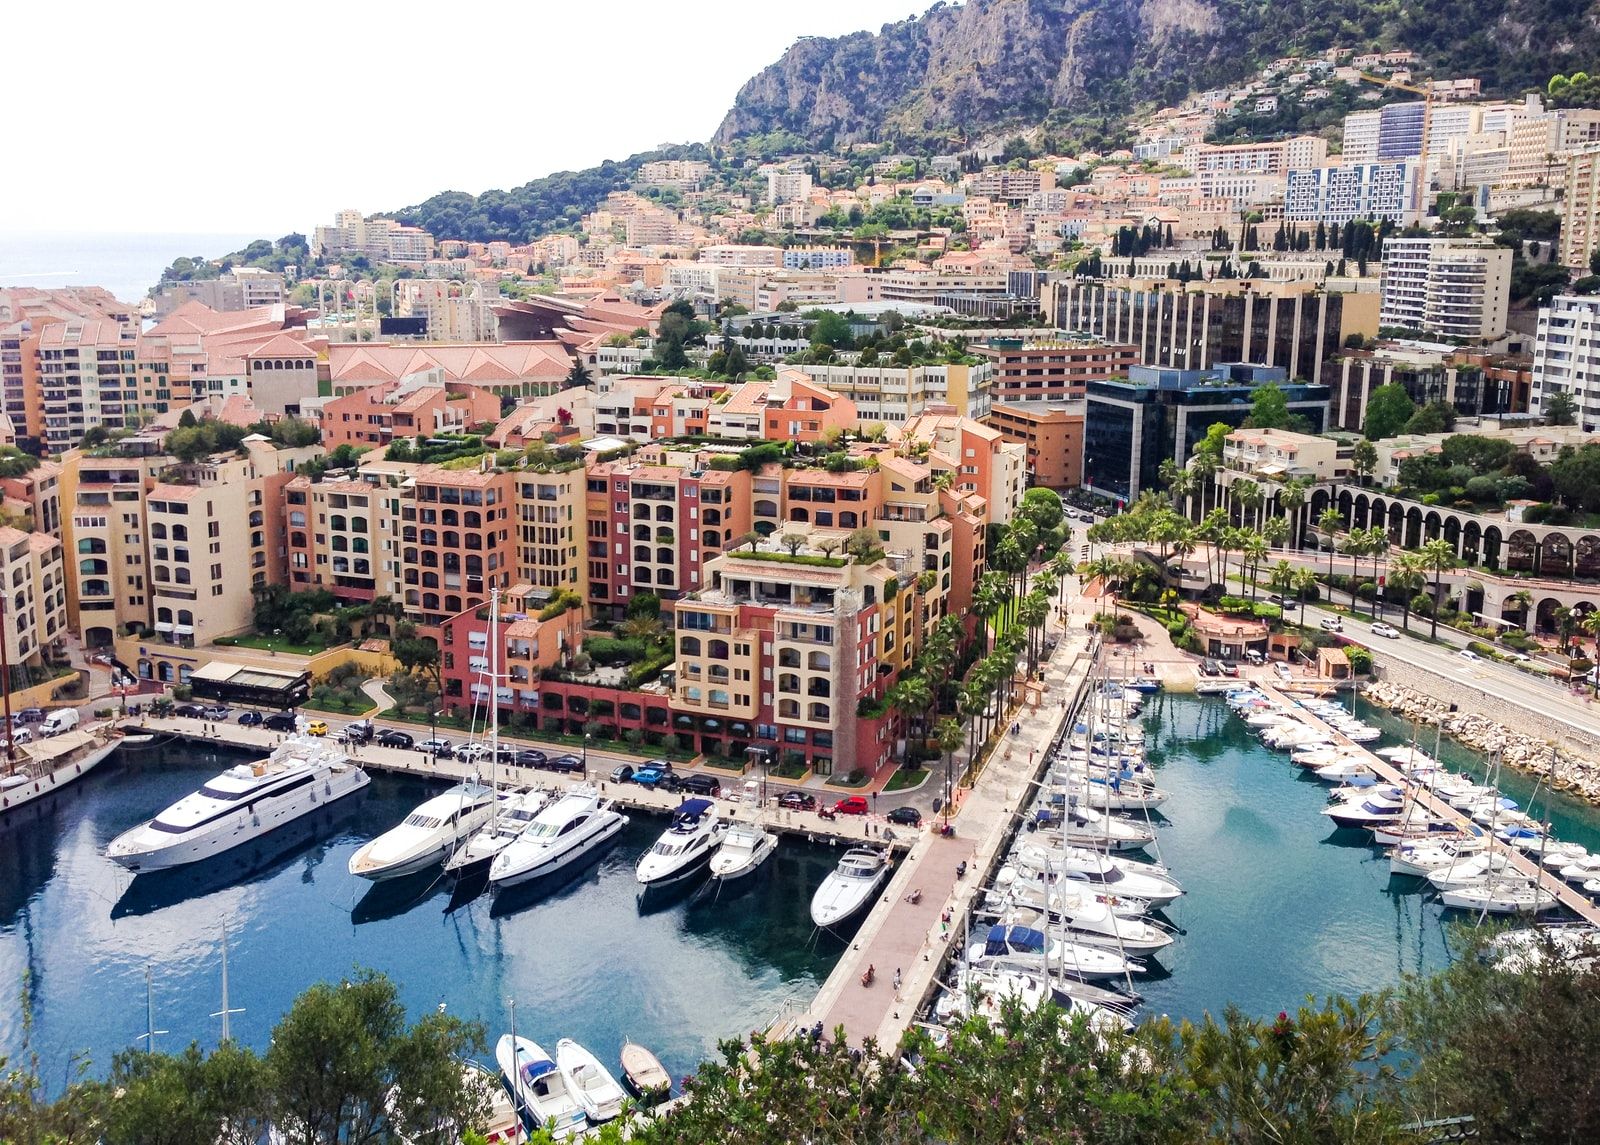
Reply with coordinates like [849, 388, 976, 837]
[489, 587, 499, 775]
[211, 924, 244, 1043]
[138, 965, 167, 1053]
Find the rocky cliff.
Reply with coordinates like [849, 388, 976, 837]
[715, 0, 1600, 149]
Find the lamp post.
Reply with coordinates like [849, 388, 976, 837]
[431, 708, 444, 763]
[582, 733, 591, 781]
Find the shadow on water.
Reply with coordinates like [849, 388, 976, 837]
[636, 869, 710, 917]
[486, 840, 619, 919]
[110, 800, 361, 919]
[350, 866, 453, 926]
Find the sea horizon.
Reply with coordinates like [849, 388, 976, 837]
[0, 230, 275, 304]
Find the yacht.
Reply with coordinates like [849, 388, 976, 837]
[707, 822, 778, 882]
[810, 847, 890, 929]
[1049, 891, 1174, 955]
[1062, 775, 1169, 812]
[635, 798, 724, 885]
[1425, 851, 1527, 892]
[444, 789, 553, 876]
[462, 1060, 530, 1145]
[496, 1035, 587, 1140]
[348, 782, 498, 880]
[1052, 845, 1184, 908]
[1560, 853, 1600, 884]
[555, 1038, 626, 1123]
[1439, 880, 1560, 915]
[1, 727, 120, 820]
[966, 924, 1141, 981]
[1388, 836, 1487, 879]
[489, 786, 628, 890]
[1056, 805, 1156, 853]
[107, 734, 368, 872]
[1321, 785, 1407, 830]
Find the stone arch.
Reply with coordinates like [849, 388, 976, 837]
[1404, 506, 1425, 549]
[1442, 515, 1462, 552]
[1483, 525, 1503, 570]
[1578, 535, 1600, 579]
[1423, 510, 1444, 543]
[1461, 520, 1482, 566]
[1507, 529, 1538, 574]
[1535, 596, 1564, 634]
[1544, 532, 1574, 578]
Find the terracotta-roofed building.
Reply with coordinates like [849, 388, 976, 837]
[327, 340, 573, 399]
[0, 524, 66, 674]
[311, 374, 501, 449]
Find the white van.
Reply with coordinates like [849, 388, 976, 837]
[41, 709, 79, 736]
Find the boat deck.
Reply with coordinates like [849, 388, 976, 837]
[1257, 684, 1600, 927]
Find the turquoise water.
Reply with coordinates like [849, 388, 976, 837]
[0, 744, 843, 1091]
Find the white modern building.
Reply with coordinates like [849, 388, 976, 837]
[1378, 237, 1511, 341]
[1532, 294, 1600, 429]
[1284, 162, 1420, 225]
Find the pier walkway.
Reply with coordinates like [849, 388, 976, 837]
[1258, 684, 1600, 927]
[801, 618, 1100, 1048]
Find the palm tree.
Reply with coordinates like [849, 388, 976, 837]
[1556, 606, 1580, 658]
[1268, 559, 1295, 600]
[1362, 527, 1390, 618]
[890, 674, 932, 753]
[1017, 592, 1049, 672]
[1390, 551, 1426, 633]
[972, 579, 1005, 654]
[1292, 567, 1318, 627]
[1262, 514, 1289, 552]
[1243, 534, 1269, 601]
[934, 717, 964, 823]
[1318, 508, 1344, 582]
[1278, 480, 1308, 551]
[1232, 479, 1264, 533]
[1506, 589, 1534, 630]
[1419, 538, 1460, 640]
[1340, 530, 1368, 610]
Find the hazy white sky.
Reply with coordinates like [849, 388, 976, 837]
[7, 0, 919, 237]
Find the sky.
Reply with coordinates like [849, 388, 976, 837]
[4, 0, 921, 238]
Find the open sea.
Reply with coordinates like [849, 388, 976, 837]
[0, 232, 263, 304]
[5, 694, 1599, 1093]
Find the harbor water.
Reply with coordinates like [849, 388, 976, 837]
[0, 742, 844, 1090]
[7, 693, 1600, 1089]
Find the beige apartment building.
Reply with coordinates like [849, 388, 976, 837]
[0, 526, 67, 676]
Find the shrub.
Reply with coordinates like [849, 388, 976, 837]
[1345, 647, 1373, 675]
[172, 684, 193, 701]
[1467, 640, 1496, 657]
[584, 637, 646, 666]
[1253, 603, 1282, 620]
[847, 768, 867, 784]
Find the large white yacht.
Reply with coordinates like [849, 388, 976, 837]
[635, 798, 724, 885]
[488, 786, 628, 890]
[347, 781, 498, 880]
[444, 789, 553, 876]
[708, 822, 778, 883]
[809, 847, 890, 929]
[107, 733, 368, 872]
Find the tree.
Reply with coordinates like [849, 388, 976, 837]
[1402, 400, 1456, 436]
[1352, 440, 1379, 486]
[566, 359, 593, 388]
[1242, 382, 1307, 431]
[1018, 487, 1064, 533]
[779, 532, 807, 556]
[1419, 538, 1459, 639]
[1292, 567, 1318, 626]
[1546, 389, 1579, 426]
[843, 526, 879, 561]
[1362, 383, 1417, 441]
[809, 311, 852, 349]
[1389, 551, 1426, 632]
[1318, 508, 1345, 581]
[267, 970, 486, 1145]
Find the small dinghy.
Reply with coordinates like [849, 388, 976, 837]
[620, 1039, 671, 1101]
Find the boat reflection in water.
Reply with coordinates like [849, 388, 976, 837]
[110, 800, 362, 919]
[350, 864, 453, 926]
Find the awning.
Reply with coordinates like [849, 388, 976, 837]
[154, 621, 174, 633]
[173, 624, 194, 635]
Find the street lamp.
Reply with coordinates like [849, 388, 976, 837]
[431, 708, 444, 762]
[582, 733, 591, 781]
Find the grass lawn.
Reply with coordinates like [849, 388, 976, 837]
[302, 696, 376, 716]
[214, 632, 339, 657]
[885, 765, 930, 793]
[824, 771, 870, 789]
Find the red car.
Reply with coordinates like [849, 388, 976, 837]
[834, 796, 870, 816]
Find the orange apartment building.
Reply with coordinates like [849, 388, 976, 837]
[312, 375, 501, 449]
[399, 466, 517, 627]
[974, 339, 1139, 403]
[986, 401, 1086, 491]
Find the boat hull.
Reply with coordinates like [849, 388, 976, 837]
[0, 740, 118, 820]
[490, 812, 627, 889]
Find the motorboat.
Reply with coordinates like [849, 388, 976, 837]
[1055, 805, 1156, 853]
[1011, 842, 1183, 908]
[619, 1040, 671, 1101]
[635, 798, 724, 885]
[993, 870, 1153, 921]
[707, 822, 778, 882]
[348, 781, 498, 880]
[1439, 880, 1559, 915]
[107, 734, 369, 872]
[0, 728, 120, 820]
[1314, 759, 1377, 785]
[1426, 851, 1528, 892]
[1060, 775, 1169, 812]
[1560, 854, 1600, 884]
[1120, 676, 1163, 694]
[1372, 815, 1471, 847]
[1290, 745, 1355, 769]
[1380, 746, 1437, 769]
[496, 1036, 586, 1140]
[1263, 725, 1328, 751]
[555, 1038, 625, 1123]
[1389, 836, 1488, 879]
[489, 786, 629, 890]
[936, 968, 1133, 1035]
[810, 847, 890, 929]
[1049, 891, 1174, 955]
[966, 924, 1142, 981]
[444, 789, 554, 876]
[1535, 841, 1588, 871]
[1321, 786, 1406, 830]
[460, 1060, 530, 1145]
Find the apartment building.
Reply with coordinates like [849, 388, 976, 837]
[974, 339, 1138, 403]
[0, 459, 62, 538]
[283, 476, 399, 605]
[0, 527, 66, 679]
[396, 466, 516, 628]
[1562, 146, 1600, 271]
[437, 584, 586, 714]
[782, 246, 854, 270]
[1181, 136, 1328, 174]
[1220, 428, 1340, 481]
[36, 319, 140, 453]
[512, 465, 587, 603]
[765, 170, 813, 204]
[311, 209, 436, 262]
[637, 159, 710, 191]
[1, 287, 137, 450]
[310, 374, 501, 449]
[967, 168, 1054, 201]
[672, 545, 908, 776]
[1532, 293, 1600, 429]
[985, 401, 1086, 491]
[794, 361, 994, 422]
[699, 245, 785, 268]
[1379, 238, 1511, 342]
[1284, 161, 1421, 224]
[151, 269, 286, 318]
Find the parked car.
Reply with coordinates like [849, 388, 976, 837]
[11, 727, 33, 745]
[632, 760, 675, 788]
[1199, 658, 1222, 677]
[678, 773, 722, 797]
[416, 738, 454, 757]
[886, 806, 923, 827]
[495, 745, 519, 763]
[42, 709, 79, 737]
[1504, 651, 1532, 664]
[610, 764, 636, 784]
[546, 754, 584, 773]
[777, 790, 817, 811]
[237, 711, 263, 726]
[1274, 662, 1294, 681]
[1370, 622, 1400, 639]
[514, 749, 547, 768]
[1219, 661, 1240, 677]
[1458, 649, 1482, 663]
[1266, 594, 1289, 608]
[262, 712, 298, 732]
[175, 703, 207, 719]
[305, 720, 329, 737]
[1319, 617, 1344, 632]
[834, 795, 870, 816]
[13, 708, 45, 725]
[376, 729, 415, 749]
[456, 743, 489, 762]
[201, 705, 231, 721]
[340, 719, 373, 745]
